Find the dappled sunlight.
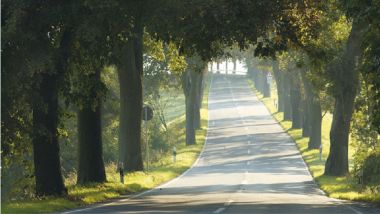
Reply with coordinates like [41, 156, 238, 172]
[252, 77, 380, 204]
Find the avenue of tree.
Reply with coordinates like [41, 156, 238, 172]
[2, 0, 379, 197]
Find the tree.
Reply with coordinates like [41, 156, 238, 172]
[182, 55, 207, 145]
[2, 0, 77, 196]
[63, 2, 116, 184]
[325, 20, 363, 176]
[290, 70, 303, 129]
[76, 70, 107, 184]
[300, 70, 322, 149]
[117, 34, 144, 171]
[272, 61, 285, 112]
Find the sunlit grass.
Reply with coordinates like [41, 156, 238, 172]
[247, 79, 380, 203]
[2, 76, 211, 214]
[161, 89, 186, 123]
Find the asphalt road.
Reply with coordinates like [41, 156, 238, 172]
[63, 75, 379, 214]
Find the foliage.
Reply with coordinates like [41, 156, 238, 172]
[351, 77, 380, 182]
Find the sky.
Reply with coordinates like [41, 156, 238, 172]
[209, 60, 247, 75]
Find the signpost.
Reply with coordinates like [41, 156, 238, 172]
[142, 105, 153, 171]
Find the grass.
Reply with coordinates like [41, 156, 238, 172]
[161, 89, 186, 123]
[2, 76, 210, 214]
[247, 79, 380, 204]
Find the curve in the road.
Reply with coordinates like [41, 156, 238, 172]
[62, 75, 377, 214]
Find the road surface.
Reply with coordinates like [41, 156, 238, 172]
[63, 75, 378, 214]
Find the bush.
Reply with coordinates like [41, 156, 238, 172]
[363, 151, 380, 185]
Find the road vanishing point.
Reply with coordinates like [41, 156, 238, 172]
[63, 75, 379, 214]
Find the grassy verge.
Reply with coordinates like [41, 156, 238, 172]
[247, 79, 380, 203]
[2, 78, 210, 214]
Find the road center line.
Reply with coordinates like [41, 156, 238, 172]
[214, 207, 225, 213]
[214, 199, 234, 214]
[224, 199, 234, 206]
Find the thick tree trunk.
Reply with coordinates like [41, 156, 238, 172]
[32, 29, 72, 196]
[32, 73, 66, 196]
[290, 72, 302, 129]
[283, 73, 292, 121]
[325, 21, 362, 176]
[272, 61, 284, 112]
[77, 69, 106, 184]
[118, 27, 144, 171]
[301, 72, 322, 149]
[182, 69, 196, 145]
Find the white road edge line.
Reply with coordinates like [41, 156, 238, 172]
[214, 207, 226, 213]
[251, 80, 365, 214]
[61, 75, 214, 214]
[347, 206, 363, 214]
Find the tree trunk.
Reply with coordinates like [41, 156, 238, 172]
[283, 73, 292, 121]
[182, 69, 196, 145]
[251, 68, 258, 87]
[272, 61, 284, 112]
[256, 70, 264, 94]
[233, 59, 237, 74]
[247, 66, 253, 82]
[302, 97, 310, 137]
[32, 73, 66, 196]
[32, 29, 72, 196]
[216, 61, 220, 73]
[225, 58, 228, 74]
[301, 71, 322, 149]
[309, 99, 322, 149]
[117, 26, 144, 171]
[290, 72, 302, 129]
[325, 21, 362, 176]
[263, 72, 271, 98]
[77, 69, 106, 184]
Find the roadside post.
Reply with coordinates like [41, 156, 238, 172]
[142, 105, 153, 171]
[173, 146, 177, 163]
[118, 162, 124, 184]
